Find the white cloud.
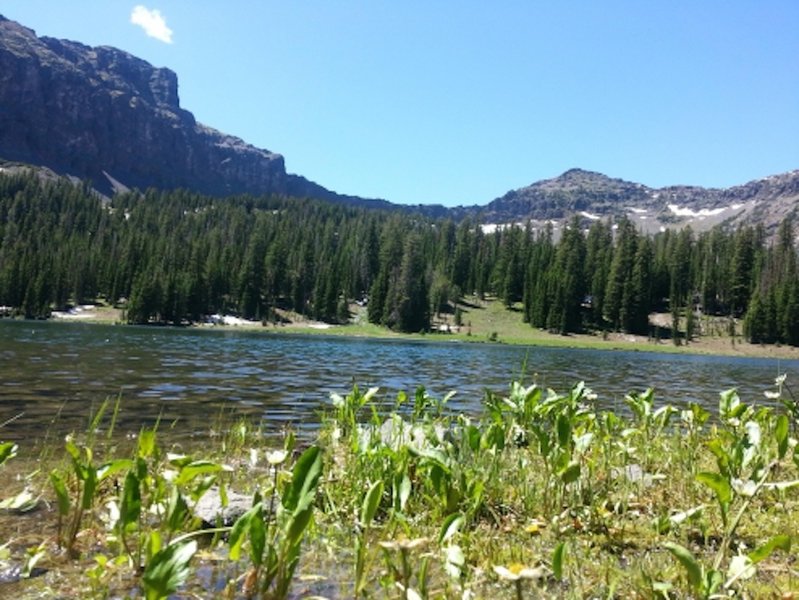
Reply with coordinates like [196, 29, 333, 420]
[130, 5, 173, 44]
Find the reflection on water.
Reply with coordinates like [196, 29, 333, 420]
[0, 320, 795, 443]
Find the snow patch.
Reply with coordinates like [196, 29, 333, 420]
[208, 314, 259, 326]
[579, 211, 600, 221]
[667, 204, 728, 218]
[628, 207, 647, 214]
[52, 305, 98, 320]
[480, 222, 525, 234]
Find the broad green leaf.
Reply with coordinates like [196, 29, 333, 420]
[98, 458, 133, 482]
[248, 506, 266, 567]
[439, 512, 464, 544]
[65, 438, 80, 462]
[409, 447, 450, 471]
[559, 462, 581, 485]
[80, 466, 98, 510]
[146, 530, 162, 562]
[142, 540, 197, 600]
[696, 471, 731, 505]
[228, 504, 259, 561]
[465, 425, 481, 452]
[775, 414, 789, 459]
[704, 569, 723, 596]
[119, 470, 141, 530]
[21, 543, 46, 578]
[552, 541, 566, 580]
[719, 388, 740, 421]
[663, 542, 702, 589]
[556, 414, 571, 449]
[138, 429, 157, 459]
[706, 439, 731, 475]
[285, 505, 313, 548]
[283, 446, 323, 512]
[0, 442, 17, 466]
[166, 487, 189, 533]
[749, 534, 791, 564]
[50, 471, 70, 516]
[174, 460, 225, 486]
[360, 480, 383, 527]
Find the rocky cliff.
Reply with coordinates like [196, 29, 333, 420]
[0, 15, 381, 203]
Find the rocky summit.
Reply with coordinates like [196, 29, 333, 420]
[483, 168, 799, 237]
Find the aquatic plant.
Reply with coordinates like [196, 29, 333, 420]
[3, 378, 799, 597]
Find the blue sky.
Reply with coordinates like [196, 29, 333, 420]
[2, 2, 798, 206]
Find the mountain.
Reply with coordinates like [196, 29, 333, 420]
[483, 168, 799, 236]
[0, 14, 402, 210]
[0, 14, 796, 234]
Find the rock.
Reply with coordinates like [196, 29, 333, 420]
[192, 487, 253, 528]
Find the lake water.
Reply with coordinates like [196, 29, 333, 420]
[0, 320, 796, 444]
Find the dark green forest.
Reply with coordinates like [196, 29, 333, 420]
[1, 172, 798, 345]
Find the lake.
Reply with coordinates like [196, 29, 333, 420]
[0, 320, 796, 444]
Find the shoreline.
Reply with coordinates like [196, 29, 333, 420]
[34, 303, 799, 362]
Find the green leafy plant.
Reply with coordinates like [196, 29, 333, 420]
[228, 445, 323, 599]
[355, 479, 384, 597]
[141, 539, 198, 600]
[665, 388, 797, 595]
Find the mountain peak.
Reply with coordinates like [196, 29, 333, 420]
[559, 168, 608, 180]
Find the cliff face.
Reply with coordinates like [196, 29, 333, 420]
[0, 15, 292, 197]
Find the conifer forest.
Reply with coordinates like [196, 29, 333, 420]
[1, 172, 798, 346]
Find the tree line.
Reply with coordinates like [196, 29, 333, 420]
[0, 172, 797, 345]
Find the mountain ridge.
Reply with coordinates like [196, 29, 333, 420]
[482, 167, 799, 236]
[1, 14, 797, 233]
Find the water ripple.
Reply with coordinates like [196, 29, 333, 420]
[0, 320, 796, 444]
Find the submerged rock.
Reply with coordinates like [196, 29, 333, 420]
[192, 487, 253, 527]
